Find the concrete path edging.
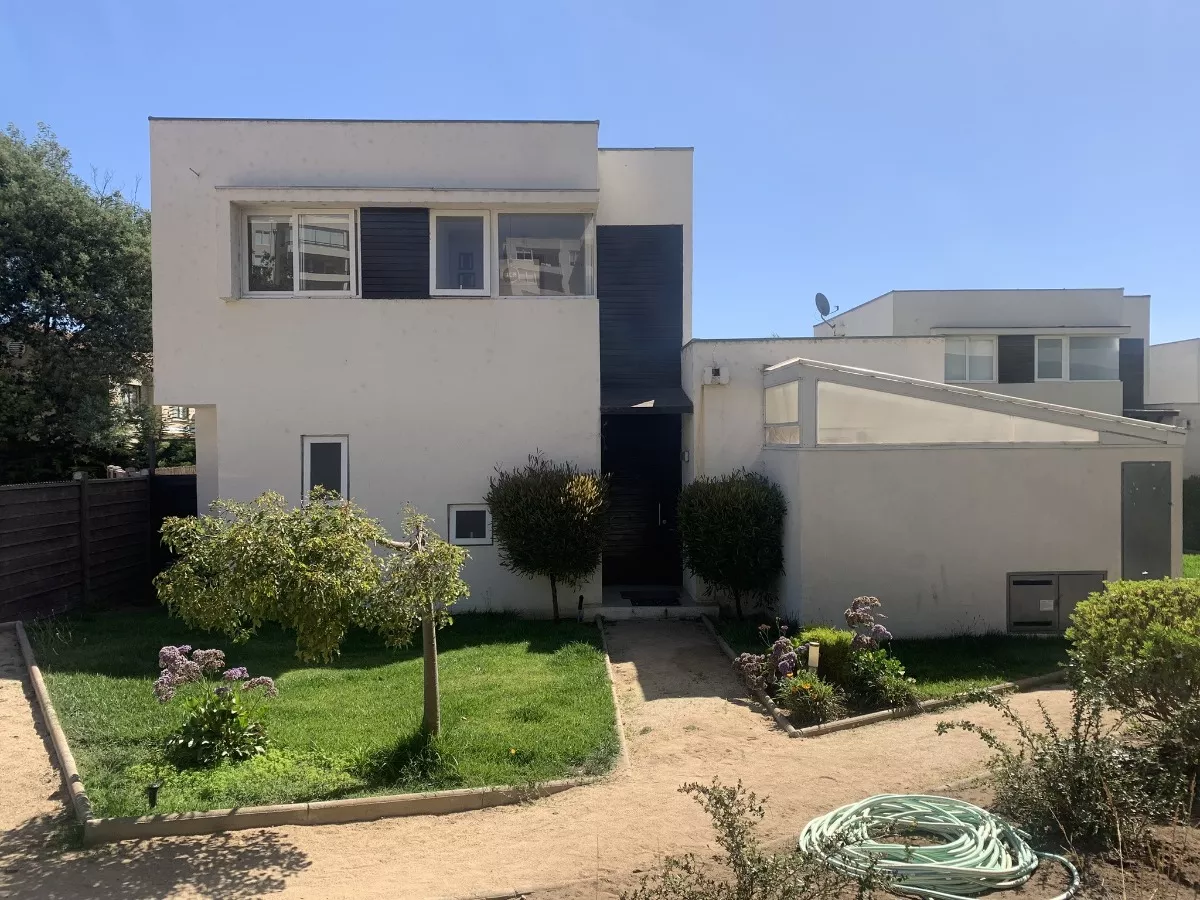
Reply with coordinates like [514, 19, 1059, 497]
[700, 615, 1067, 739]
[12, 617, 631, 845]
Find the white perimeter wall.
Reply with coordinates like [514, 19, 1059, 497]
[762, 444, 1183, 636]
[1148, 339, 1200, 404]
[683, 337, 944, 480]
[151, 120, 604, 613]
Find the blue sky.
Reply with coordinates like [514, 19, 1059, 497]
[3, 1, 1198, 341]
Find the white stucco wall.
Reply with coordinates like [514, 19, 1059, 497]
[1148, 339, 1200, 404]
[762, 443, 1183, 636]
[682, 337, 944, 480]
[597, 149, 693, 342]
[988, 381, 1124, 415]
[890, 288, 1132, 334]
[812, 292, 894, 337]
[152, 119, 608, 613]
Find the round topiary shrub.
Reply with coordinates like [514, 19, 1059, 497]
[677, 469, 786, 619]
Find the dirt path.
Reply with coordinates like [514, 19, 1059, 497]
[0, 619, 1071, 900]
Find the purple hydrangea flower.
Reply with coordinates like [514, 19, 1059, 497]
[153, 672, 179, 703]
[222, 666, 249, 682]
[242, 676, 278, 699]
[870, 623, 893, 643]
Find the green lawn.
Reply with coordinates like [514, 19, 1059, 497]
[716, 619, 1067, 701]
[1184, 553, 1200, 578]
[29, 609, 619, 818]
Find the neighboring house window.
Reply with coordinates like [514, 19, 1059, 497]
[764, 380, 800, 444]
[244, 210, 356, 297]
[1068, 336, 1120, 381]
[118, 385, 142, 411]
[944, 337, 995, 383]
[430, 211, 489, 295]
[168, 406, 188, 420]
[1036, 337, 1065, 380]
[448, 504, 492, 545]
[302, 435, 348, 500]
[497, 214, 594, 296]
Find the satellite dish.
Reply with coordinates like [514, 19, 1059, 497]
[815, 292, 840, 326]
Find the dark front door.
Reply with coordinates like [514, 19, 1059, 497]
[1121, 461, 1172, 579]
[601, 414, 682, 585]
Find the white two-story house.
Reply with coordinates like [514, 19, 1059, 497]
[152, 118, 1183, 635]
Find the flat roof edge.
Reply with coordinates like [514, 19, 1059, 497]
[148, 117, 600, 125]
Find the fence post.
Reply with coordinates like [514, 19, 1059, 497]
[78, 473, 91, 605]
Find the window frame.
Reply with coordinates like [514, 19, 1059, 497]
[944, 336, 996, 384]
[1035, 336, 1067, 382]
[448, 503, 492, 546]
[1067, 335, 1121, 383]
[429, 210, 492, 297]
[495, 210, 596, 299]
[301, 435, 349, 502]
[241, 208, 359, 299]
[763, 379, 801, 445]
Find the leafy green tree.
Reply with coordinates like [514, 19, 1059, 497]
[0, 124, 151, 483]
[155, 490, 469, 735]
[677, 469, 787, 619]
[486, 454, 610, 621]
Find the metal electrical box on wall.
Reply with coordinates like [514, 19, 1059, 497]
[701, 365, 730, 385]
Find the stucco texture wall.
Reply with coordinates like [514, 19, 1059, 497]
[987, 380, 1124, 415]
[891, 288, 1133, 335]
[762, 444, 1182, 636]
[1148, 340, 1200, 404]
[683, 338, 944, 479]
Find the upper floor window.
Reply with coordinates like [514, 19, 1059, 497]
[498, 213, 593, 297]
[1036, 336, 1119, 381]
[944, 337, 995, 383]
[244, 210, 356, 297]
[429, 210, 594, 298]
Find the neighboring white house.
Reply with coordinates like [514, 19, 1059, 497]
[1147, 337, 1200, 476]
[813, 288, 1151, 417]
[151, 118, 1183, 634]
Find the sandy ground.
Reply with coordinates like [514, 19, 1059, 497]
[0, 619, 1073, 900]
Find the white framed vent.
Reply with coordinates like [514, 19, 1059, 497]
[702, 365, 730, 385]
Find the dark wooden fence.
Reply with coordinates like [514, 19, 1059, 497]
[0, 473, 197, 622]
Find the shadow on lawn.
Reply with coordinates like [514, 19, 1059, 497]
[0, 811, 310, 900]
[28, 609, 604, 681]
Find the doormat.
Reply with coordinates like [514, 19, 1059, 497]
[621, 589, 681, 606]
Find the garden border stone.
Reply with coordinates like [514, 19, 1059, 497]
[701, 615, 1067, 739]
[596, 619, 632, 772]
[11, 617, 631, 845]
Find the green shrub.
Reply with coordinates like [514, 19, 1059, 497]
[775, 672, 844, 726]
[845, 649, 917, 710]
[938, 691, 1171, 851]
[1185, 476, 1200, 553]
[677, 469, 786, 619]
[797, 627, 854, 685]
[1067, 578, 1200, 778]
[485, 455, 610, 621]
[166, 687, 270, 769]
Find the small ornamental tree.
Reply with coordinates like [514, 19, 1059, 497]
[677, 469, 786, 618]
[485, 454, 610, 620]
[155, 489, 469, 735]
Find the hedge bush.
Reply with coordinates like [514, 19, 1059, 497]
[677, 469, 786, 618]
[775, 672, 843, 726]
[797, 627, 854, 686]
[1067, 578, 1200, 774]
[486, 455, 610, 621]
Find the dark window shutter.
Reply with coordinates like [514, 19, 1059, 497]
[360, 208, 429, 299]
[596, 225, 684, 391]
[997, 335, 1035, 383]
[1119, 338, 1145, 412]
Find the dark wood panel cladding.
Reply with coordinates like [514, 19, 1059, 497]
[596, 225, 684, 390]
[1119, 338, 1145, 411]
[360, 208, 429, 299]
[997, 335, 1035, 383]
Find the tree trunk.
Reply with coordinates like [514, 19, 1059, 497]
[733, 591, 744, 620]
[421, 601, 440, 736]
[550, 575, 560, 622]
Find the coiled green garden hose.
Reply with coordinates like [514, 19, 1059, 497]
[798, 794, 1080, 900]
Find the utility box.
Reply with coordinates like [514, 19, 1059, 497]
[1007, 571, 1107, 633]
[702, 365, 730, 385]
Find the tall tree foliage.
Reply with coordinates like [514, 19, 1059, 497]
[486, 455, 610, 620]
[0, 124, 151, 483]
[155, 491, 469, 735]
